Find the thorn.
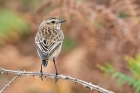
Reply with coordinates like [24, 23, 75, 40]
[96, 85, 99, 89]
[1, 71, 4, 74]
[85, 86, 90, 89]
[90, 87, 93, 90]
[6, 84, 9, 87]
[74, 79, 77, 84]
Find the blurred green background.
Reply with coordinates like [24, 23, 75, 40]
[0, 0, 140, 93]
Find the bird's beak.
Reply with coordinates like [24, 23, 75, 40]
[59, 20, 66, 23]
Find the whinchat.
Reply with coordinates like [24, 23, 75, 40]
[35, 17, 66, 82]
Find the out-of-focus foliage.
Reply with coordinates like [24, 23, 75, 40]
[0, 9, 29, 45]
[1, 0, 140, 93]
[19, 0, 43, 11]
[62, 36, 76, 52]
[118, 13, 131, 18]
[98, 54, 140, 93]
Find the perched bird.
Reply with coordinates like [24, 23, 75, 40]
[35, 17, 66, 82]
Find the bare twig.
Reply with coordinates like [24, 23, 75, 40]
[0, 67, 114, 93]
[0, 75, 19, 93]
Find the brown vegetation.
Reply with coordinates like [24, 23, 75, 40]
[0, 0, 140, 93]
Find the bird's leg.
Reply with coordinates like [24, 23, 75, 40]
[53, 58, 58, 83]
[40, 64, 43, 81]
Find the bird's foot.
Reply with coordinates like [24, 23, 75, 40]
[40, 70, 43, 81]
[55, 72, 59, 83]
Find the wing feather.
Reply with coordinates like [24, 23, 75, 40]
[35, 39, 62, 60]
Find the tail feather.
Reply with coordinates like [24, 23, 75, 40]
[42, 60, 48, 67]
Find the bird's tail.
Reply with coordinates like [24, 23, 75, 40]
[42, 60, 48, 67]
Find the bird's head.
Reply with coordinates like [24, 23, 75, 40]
[44, 17, 66, 29]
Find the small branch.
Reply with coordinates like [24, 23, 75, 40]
[0, 75, 19, 93]
[0, 67, 114, 93]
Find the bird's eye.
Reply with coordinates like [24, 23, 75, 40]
[52, 21, 55, 23]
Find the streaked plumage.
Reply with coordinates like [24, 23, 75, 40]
[35, 17, 66, 82]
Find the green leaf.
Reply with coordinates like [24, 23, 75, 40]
[135, 85, 140, 93]
[98, 54, 140, 93]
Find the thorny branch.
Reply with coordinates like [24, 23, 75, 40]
[0, 67, 114, 93]
[0, 75, 19, 93]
